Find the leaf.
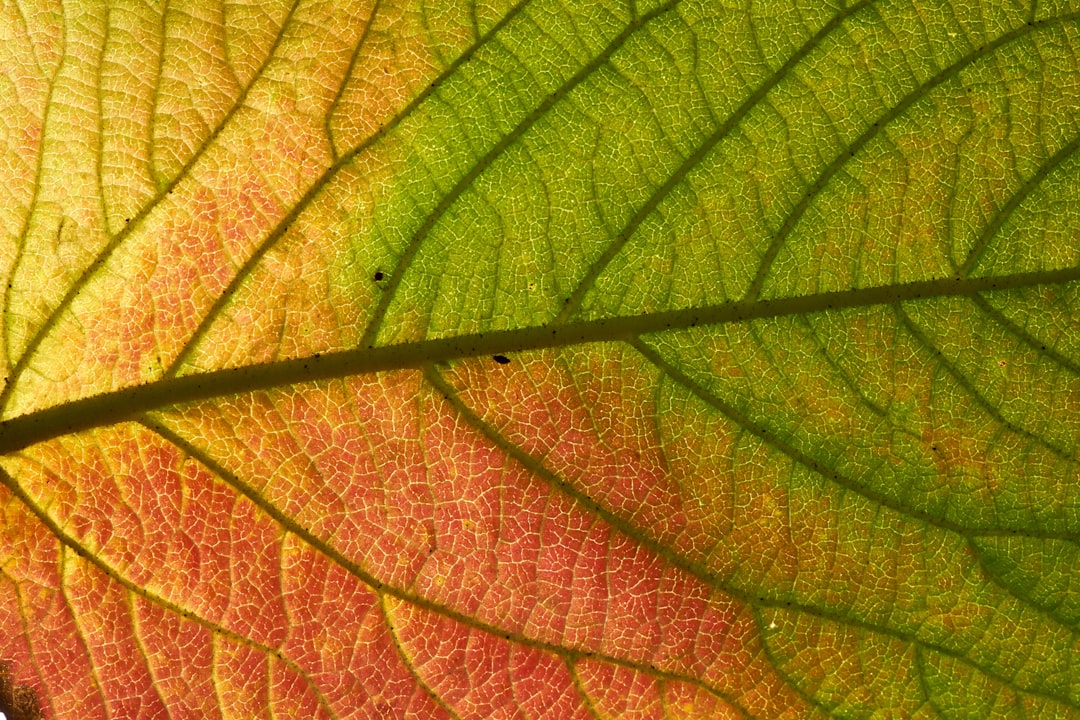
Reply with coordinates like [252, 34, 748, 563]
[0, 0, 1077, 717]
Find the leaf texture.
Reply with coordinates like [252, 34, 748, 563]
[0, 0, 1078, 717]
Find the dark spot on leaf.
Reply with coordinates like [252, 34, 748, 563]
[493, 354, 510, 365]
[0, 660, 42, 720]
[373, 270, 384, 281]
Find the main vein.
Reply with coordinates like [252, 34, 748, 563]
[0, 266, 1076, 455]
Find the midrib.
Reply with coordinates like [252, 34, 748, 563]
[0, 264, 1076, 455]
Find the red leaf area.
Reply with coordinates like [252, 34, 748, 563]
[0, 347, 809, 718]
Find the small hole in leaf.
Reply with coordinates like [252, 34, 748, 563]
[493, 354, 510, 365]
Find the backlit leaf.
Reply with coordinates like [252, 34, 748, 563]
[0, 0, 1078, 717]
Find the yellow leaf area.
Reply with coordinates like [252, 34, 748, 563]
[0, 0, 1078, 718]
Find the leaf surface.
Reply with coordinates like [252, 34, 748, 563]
[0, 0, 1078, 718]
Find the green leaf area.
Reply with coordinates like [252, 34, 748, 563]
[0, 0, 1078, 718]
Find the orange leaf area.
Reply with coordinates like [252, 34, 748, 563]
[0, 363, 810, 717]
